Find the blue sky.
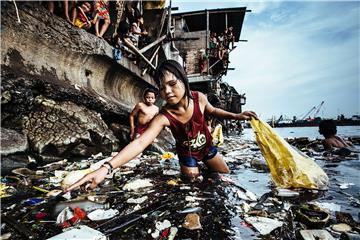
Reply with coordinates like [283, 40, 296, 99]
[172, 1, 359, 120]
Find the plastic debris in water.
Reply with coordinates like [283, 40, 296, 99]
[300, 230, 335, 240]
[178, 207, 202, 214]
[151, 220, 172, 238]
[185, 196, 207, 202]
[310, 202, 341, 212]
[167, 179, 179, 186]
[127, 196, 148, 204]
[236, 189, 257, 202]
[183, 213, 202, 230]
[11, 168, 35, 177]
[156, 219, 171, 231]
[24, 197, 44, 205]
[339, 183, 355, 189]
[238, 202, 251, 213]
[168, 227, 178, 240]
[47, 225, 106, 240]
[123, 179, 153, 191]
[87, 195, 108, 204]
[276, 188, 299, 197]
[0, 183, 11, 198]
[61, 169, 93, 190]
[46, 189, 62, 197]
[87, 209, 119, 221]
[245, 216, 283, 235]
[54, 200, 109, 216]
[163, 169, 178, 176]
[331, 223, 352, 233]
[123, 158, 141, 168]
[161, 152, 175, 160]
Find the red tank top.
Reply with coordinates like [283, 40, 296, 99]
[161, 91, 212, 160]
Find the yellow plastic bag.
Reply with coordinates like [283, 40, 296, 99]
[212, 124, 224, 146]
[250, 118, 329, 190]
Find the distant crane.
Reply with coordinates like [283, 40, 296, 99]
[300, 106, 316, 120]
[300, 101, 325, 120]
[276, 115, 283, 125]
[313, 101, 325, 118]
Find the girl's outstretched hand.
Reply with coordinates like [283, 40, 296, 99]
[236, 111, 257, 120]
[65, 167, 108, 192]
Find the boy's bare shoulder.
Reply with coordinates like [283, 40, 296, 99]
[137, 101, 146, 108]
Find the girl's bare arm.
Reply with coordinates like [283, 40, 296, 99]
[200, 92, 257, 120]
[110, 114, 168, 168]
[66, 114, 169, 191]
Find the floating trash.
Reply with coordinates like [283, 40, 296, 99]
[87, 209, 119, 221]
[339, 183, 355, 189]
[163, 169, 178, 176]
[47, 225, 106, 240]
[183, 213, 202, 230]
[87, 195, 108, 204]
[24, 197, 44, 205]
[46, 189, 62, 197]
[168, 227, 178, 240]
[178, 207, 202, 214]
[275, 188, 299, 197]
[54, 200, 109, 216]
[331, 223, 352, 233]
[155, 219, 171, 231]
[236, 189, 257, 202]
[294, 204, 330, 229]
[123, 158, 141, 168]
[123, 179, 153, 191]
[245, 216, 283, 235]
[161, 152, 175, 160]
[300, 229, 335, 240]
[311, 202, 341, 212]
[61, 169, 93, 190]
[127, 196, 148, 204]
[0, 183, 11, 198]
[56, 207, 74, 225]
[167, 179, 180, 186]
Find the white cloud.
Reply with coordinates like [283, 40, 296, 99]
[224, 2, 359, 120]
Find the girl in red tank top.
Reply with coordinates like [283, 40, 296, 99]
[161, 91, 217, 168]
[66, 60, 257, 191]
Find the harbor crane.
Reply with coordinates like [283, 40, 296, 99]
[313, 101, 325, 118]
[300, 101, 325, 120]
[300, 106, 316, 120]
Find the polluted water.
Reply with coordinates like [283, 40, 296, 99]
[1, 126, 359, 239]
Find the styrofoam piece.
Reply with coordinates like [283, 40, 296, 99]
[87, 209, 119, 221]
[245, 216, 283, 235]
[300, 230, 335, 240]
[47, 225, 106, 240]
[123, 179, 153, 191]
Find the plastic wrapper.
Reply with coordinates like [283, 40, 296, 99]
[250, 118, 329, 190]
[212, 124, 224, 146]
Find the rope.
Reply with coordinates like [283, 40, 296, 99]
[13, 0, 21, 23]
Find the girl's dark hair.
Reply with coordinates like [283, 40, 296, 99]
[319, 119, 337, 137]
[143, 88, 157, 99]
[154, 60, 193, 102]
